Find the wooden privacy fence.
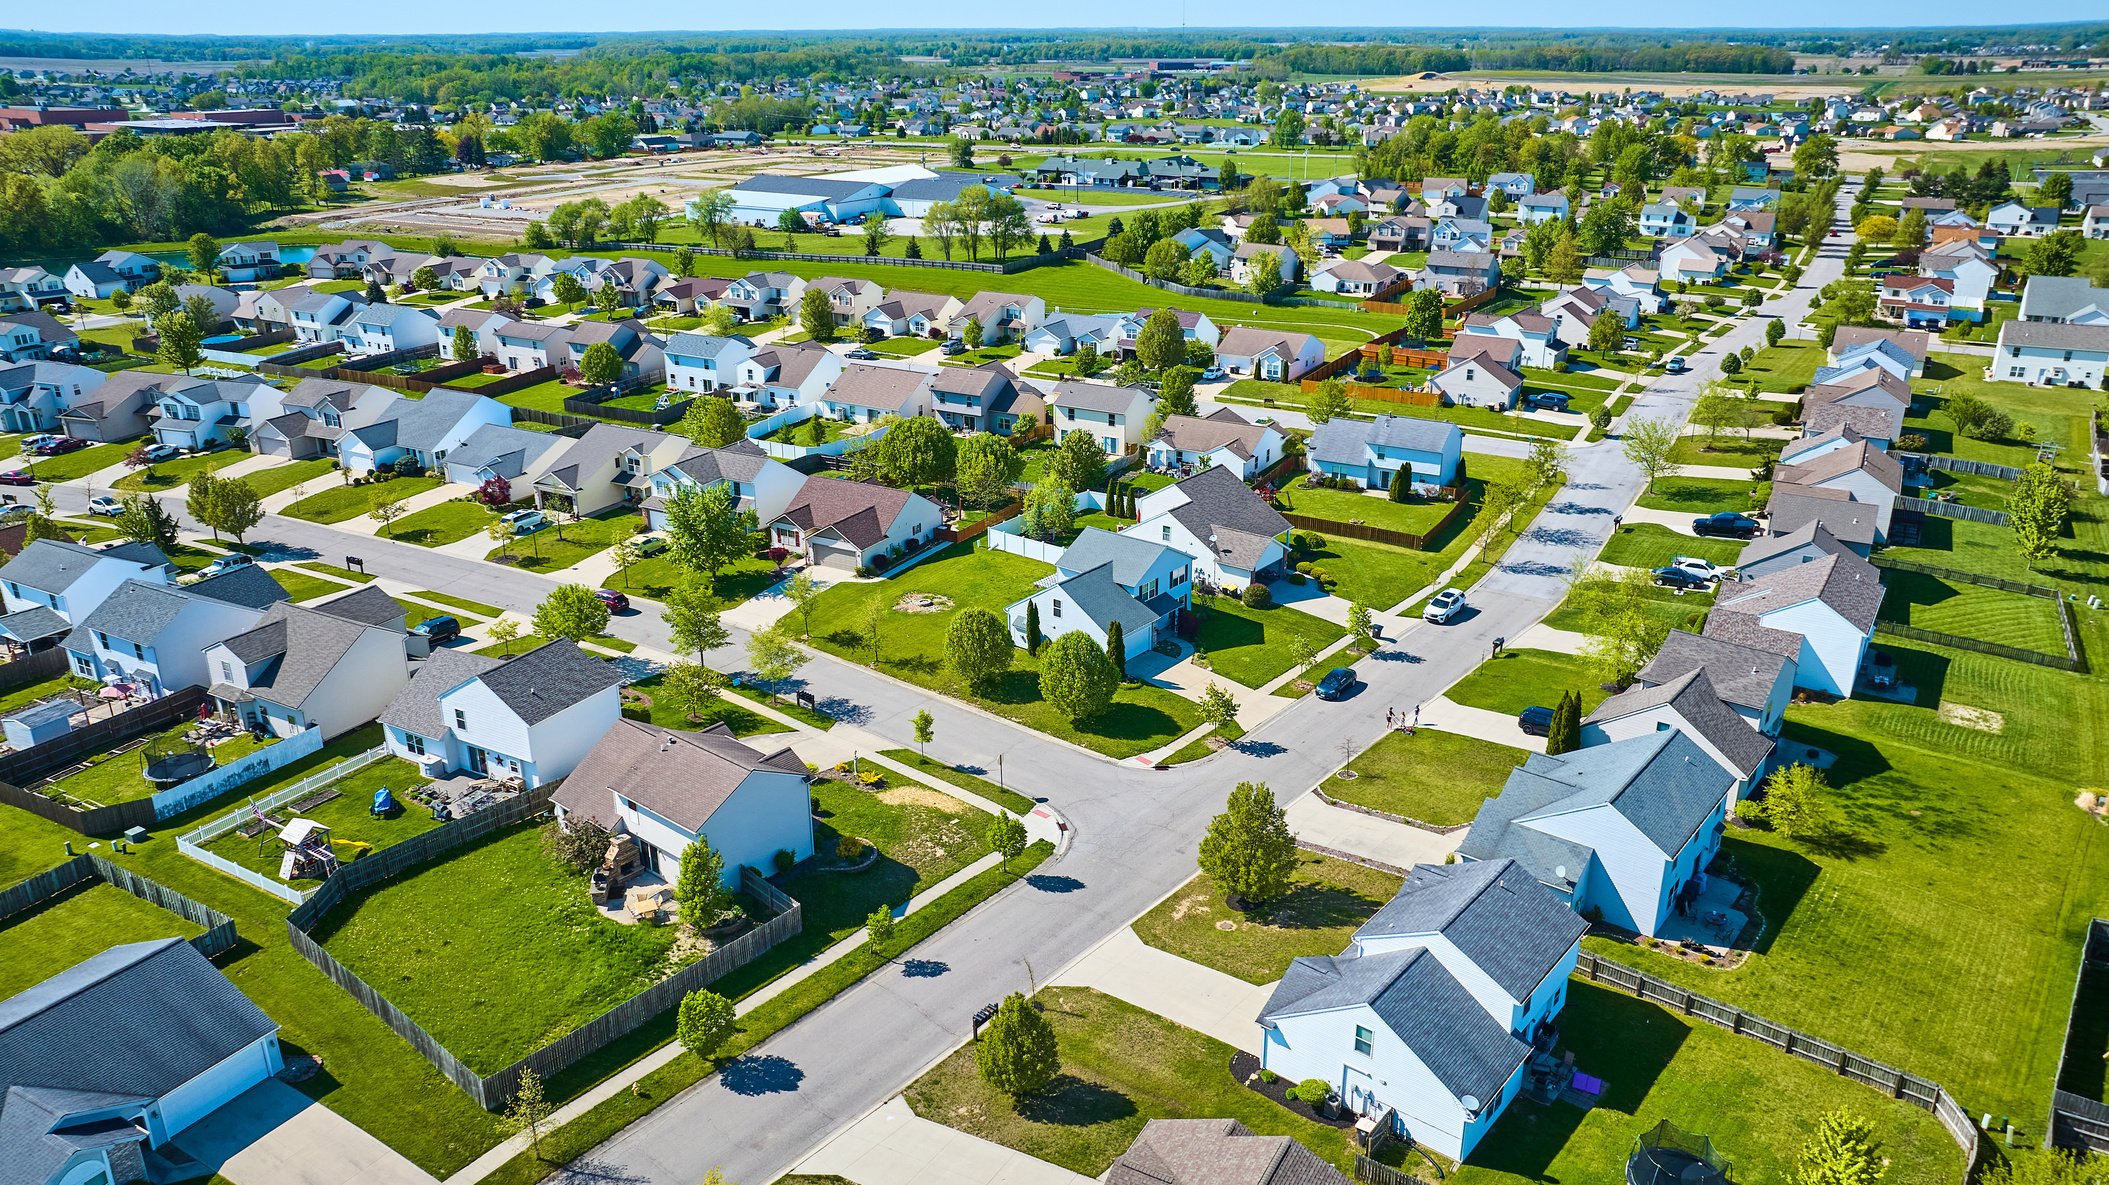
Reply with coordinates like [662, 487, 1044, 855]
[2050, 919, 2109, 1153]
[0, 686, 211, 836]
[439, 364, 559, 399]
[0, 648, 68, 695]
[1280, 499, 1468, 551]
[938, 502, 1021, 545]
[1897, 452, 2025, 482]
[1577, 952, 1980, 1176]
[1870, 556, 2085, 672]
[1897, 495, 2011, 526]
[285, 784, 801, 1109]
[0, 852, 238, 959]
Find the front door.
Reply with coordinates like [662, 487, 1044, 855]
[466, 746, 489, 776]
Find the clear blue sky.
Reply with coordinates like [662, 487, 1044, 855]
[15, 5, 2107, 37]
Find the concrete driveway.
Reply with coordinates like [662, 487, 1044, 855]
[171, 1080, 438, 1185]
[1052, 927, 1275, 1054]
[791, 1097, 1093, 1185]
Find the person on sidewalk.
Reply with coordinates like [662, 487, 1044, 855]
[1386, 707, 1395, 730]
[1409, 703, 1420, 733]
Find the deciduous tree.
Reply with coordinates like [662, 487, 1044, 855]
[1792, 1107, 1884, 1185]
[1197, 781, 1298, 909]
[676, 989, 737, 1060]
[2010, 462, 2073, 569]
[664, 483, 759, 588]
[1037, 631, 1117, 723]
[975, 992, 1058, 1096]
[955, 432, 1021, 511]
[676, 837, 730, 930]
[1620, 416, 1680, 492]
[533, 583, 611, 643]
[946, 607, 1013, 692]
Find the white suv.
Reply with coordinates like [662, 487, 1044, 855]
[1423, 589, 1467, 623]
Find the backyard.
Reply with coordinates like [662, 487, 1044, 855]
[196, 756, 436, 883]
[1877, 569, 2068, 655]
[0, 881, 202, 997]
[1131, 852, 1402, 985]
[1328, 727, 1528, 827]
[800, 542, 1205, 757]
[41, 721, 272, 808]
[1189, 593, 1348, 689]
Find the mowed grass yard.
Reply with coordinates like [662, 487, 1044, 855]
[1592, 636, 2109, 1128]
[1132, 852, 1401, 984]
[44, 723, 270, 807]
[1330, 728, 1529, 827]
[283, 475, 444, 524]
[486, 509, 644, 572]
[198, 757, 437, 883]
[1878, 570, 2068, 654]
[388, 498, 500, 547]
[19, 438, 141, 483]
[0, 882, 202, 997]
[1596, 523, 1746, 571]
[801, 543, 1204, 758]
[1273, 472, 1462, 537]
[112, 448, 252, 493]
[1446, 649, 1612, 718]
[313, 819, 686, 1074]
[1189, 594, 1347, 689]
[241, 457, 338, 499]
[1634, 475, 1766, 514]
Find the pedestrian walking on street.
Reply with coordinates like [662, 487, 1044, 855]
[1386, 707, 1395, 729]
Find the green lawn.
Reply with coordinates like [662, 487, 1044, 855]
[1634, 475, 1766, 514]
[1330, 728, 1528, 827]
[1295, 535, 1443, 612]
[802, 542, 1204, 758]
[787, 774, 995, 948]
[1543, 576, 1713, 637]
[904, 987, 1361, 1177]
[283, 475, 444, 524]
[314, 820, 685, 1074]
[1274, 472, 1461, 536]
[240, 457, 338, 499]
[1737, 339, 1824, 394]
[19, 438, 141, 484]
[1132, 853, 1402, 985]
[1597, 524, 1746, 571]
[1454, 982, 1957, 1185]
[407, 590, 505, 617]
[621, 674, 782, 739]
[1670, 433, 1783, 469]
[0, 673, 85, 718]
[1190, 594, 1348, 689]
[112, 448, 251, 493]
[1877, 570, 2068, 654]
[1446, 649, 1612, 718]
[1904, 355, 2093, 472]
[1221, 379, 1581, 440]
[44, 724, 271, 808]
[198, 757, 435, 882]
[388, 499, 499, 547]
[0, 882, 203, 998]
[270, 568, 358, 604]
[486, 509, 644, 573]
[876, 748, 1037, 816]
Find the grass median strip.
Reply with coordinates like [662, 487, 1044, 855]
[477, 840, 1054, 1185]
[878, 748, 1036, 815]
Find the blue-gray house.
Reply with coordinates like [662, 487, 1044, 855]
[1305, 414, 1464, 490]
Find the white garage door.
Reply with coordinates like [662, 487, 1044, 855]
[812, 539, 861, 571]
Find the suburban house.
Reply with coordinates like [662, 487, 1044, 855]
[0, 266, 67, 312]
[63, 567, 292, 698]
[812, 363, 934, 424]
[1986, 201, 2060, 236]
[1706, 551, 1883, 697]
[860, 290, 963, 339]
[1310, 258, 1404, 297]
[1458, 729, 1735, 938]
[1657, 236, 1734, 283]
[0, 311, 78, 363]
[1639, 203, 1699, 237]
[247, 377, 394, 462]
[533, 423, 693, 517]
[342, 303, 443, 356]
[1583, 265, 1665, 315]
[1516, 192, 1570, 224]
[215, 240, 281, 282]
[1877, 275, 1956, 329]
[947, 292, 1046, 344]
[1125, 465, 1290, 591]
[379, 640, 623, 786]
[1457, 312, 1565, 369]
[1540, 286, 1638, 349]
[1739, 519, 1869, 576]
[1, 538, 171, 625]
[279, 288, 366, 345]
[0, 361, 103, 434]
[1581, 668, 1775, 798]
[1636, 628, 1798, 738]
[768, 476, 944, 572]
[1005, 527, 1192, 660]
[54, 369, 162, 441]
[731, 341, 846, 411]
[928, 362, 1045, 435]
[804, 276, 887, 327]
[1215, 328, 1325, 382]
[1126, 308, 1223, 350]
[204, 589, 410, 741]
[1414, 251, 1503, 298]
[1432, 337, 1524, 409]
[1827, 327, 1929, 379]
[553, 718, 813, 886]
[1306, 414, 1464, 490]
[1369, 216, 1430, 252]
[722, 272, 808, 321]
[1256, 859, 1587, 1160]
[1769, 435, 1903, 541]
[1994, 321, 2109, 387]
[442, 423, 569, 491]
[1023, 314, 1123, 358]
[1230, 242, 1300, 288]
[473, 253, 558, 301]
[1106, 1121, 1352, 1185]
[148, 376, 274, 451]
[653, 276, 731, 316]
[1916, 239, 1999, 321]
[0, 938, 283, 1185]
[2018, 275, 2109, 325]
[1144, 409, 1284, 481]
[62, 261, 131, 301]
[1047, 381, 1156, 456]
[645, 441, 805, 531]
[1800, 368, 1910, 450]
[336, 389, 511, 476]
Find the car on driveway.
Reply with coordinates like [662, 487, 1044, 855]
[1201, 366, 1226, 381]
[197, 554, 256, 579]
[500, 508, 547, 536]
[1313, 667, 1359, 701]
[1517, 705, 1555, 737]
[0, 471, 35, 487]
[412, 615, 461, 645]
[1651, 565, 1713, 592]
[1423, 588, 1467, 623]
[140, 443, 184, 464]
[87, 495, 123, 516]
[595, 589, 631, 614]
[1669, 555, 1725, 582]
[844, 347, 878, 360]
[1521, 390, 1570, 413]
[19, 435, 59, 454]
[635, 531, 670, 556]
[940, 339, 966, 356]
[34, 437, 87, 456]
[1691, 511, 1760, 538]
[0, 504, 30, 521]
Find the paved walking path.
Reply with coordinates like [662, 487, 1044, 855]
[1050, 927, 1274, 1054]
[790, 1098, 1094, 1185]
[1284, 793, 1467, 870]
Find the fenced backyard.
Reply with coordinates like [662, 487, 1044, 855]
[0, 852, 238, 959]
[1871, 557, 2085, 672]
[2050, 919, 2109, 1154]
[176, 744, 395, 904]
[1576, 951, 1980, 1177]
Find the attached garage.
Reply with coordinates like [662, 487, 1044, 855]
[810, 534, 862, 571]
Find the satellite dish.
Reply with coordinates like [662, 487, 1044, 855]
[1461, 1095, 1481, 1115]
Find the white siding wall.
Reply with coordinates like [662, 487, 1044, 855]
[1763, 602, 1868, 697]
[1259, 1005, 1511, 1162]
[1528, 805, 1670, 935]
[517, 691, 622, 785]
[302, 629, 410, 741]
[154, 1033, 281, 1138]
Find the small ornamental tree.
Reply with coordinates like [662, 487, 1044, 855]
[533, 583, 611, 642]
[1198, 682, 1239, 734]
[865, 904, 896, 956]
[1198, 781, 1299, 910]
[676, 989, 738, 1060]
[1024, 599, 1043, 654]
[1038, 631, 1117, 723]
[1792, 1108, 1885, 1185]
[912, 708, 934, 754]
[1104, 620, 1127, 682]
[946, 606, 1013, 693]
[676, 837, 730, 930]
[987, 813, 1028, 866]
[975, 992, 1059, 1096]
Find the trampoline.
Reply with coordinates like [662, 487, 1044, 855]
[1628, 1121, 1732, 1185]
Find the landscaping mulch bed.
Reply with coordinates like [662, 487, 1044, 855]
[1227, 1051, 1357, 1130]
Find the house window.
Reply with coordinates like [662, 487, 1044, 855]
[1161, 525, 1172, 542]
[454, 708, 468, 730]
[404, 733, 426, 757]
[1353, 1025, 1374, 1055]
[1051, 599, 1062, 619]
[219, 661, 232, 681]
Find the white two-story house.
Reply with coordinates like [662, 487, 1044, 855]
[379, 640, 623, 786]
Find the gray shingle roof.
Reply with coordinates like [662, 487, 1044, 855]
[1354, 858, 1586, 1004]
[445, 423, 567, 481]
[1763, 484, 1880, 547]
[1306, 414, 1458, 468]
[1106, 1119, 1350, 1185]
[1583, 668, 1775, 778]
[66, 580, 193, 649]
[1160, 465, 1290, 569]
[0, 539, 165, 596]
[1461, 730, 1732, 871]
[1997, 320, 2109, 352]
[552, 717, 803, 833]
[1259, 947, 1529, 1107]
[1050, 563, 1161, 636]
[2017, 275, 2109, 322]
[186, 565, 291, 610]
[1056, 527, 1184, 588]
[378, 647, 502, 738]
[475, 640, 622, 725]
[1636, 629, 1792, 713]
[0, 605, 68, 643]
[1714, 550, 1883, 634]
[216, 601, 394, 711]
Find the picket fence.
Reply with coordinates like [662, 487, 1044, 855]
[176, 745, 393, 904]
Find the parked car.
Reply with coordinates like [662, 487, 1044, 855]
[940, 339, 967, 356]
[0, 504, 31, 521]
[1691, 511, 1760, 539]
[844, 347, 878, 360]
[1313, 667, 1359, 701]
[1669, 556, 1724, 582]
[197, 554, 256, 579]
[19, 435, 59, 454]
[86, 495, 124, 516]
[35, 437, 87, 456]
[1663, 356, 1687, 374]
[1200, 366, 1226, 381]
[1869, 650, 1897, 689]
[0, 471, 35, 487]
[139, 443, 184, 464]
[499, 508, 547, 536]
[1423, 588, 1468, 623]
[1522, 391, 1570, 413]
[412, 615, 461, 645]
[1517, 705, 1556, 737]
[1651, 565, 1713, 592]
[595, 589, 631, 614]
[634, 531, 670, 556]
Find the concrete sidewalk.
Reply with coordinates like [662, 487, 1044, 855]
[791, 1098, 1093, 1185]
[1050, 927, 1273, 1054]
[1511, 622, 1590, 655]
[1285, 793, 1466, 870]
[1619, 505, 1708, 535]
